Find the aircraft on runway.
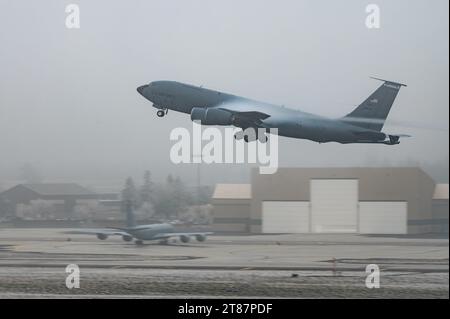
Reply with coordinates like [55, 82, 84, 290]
[67, 202, 212, 245]
[137, 77, 409, 145]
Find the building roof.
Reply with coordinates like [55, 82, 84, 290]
[433, 184, 449, 200]
[21, 183, 96, 196]
[252, 166, 432, 175]
[212, 184, 251, 199]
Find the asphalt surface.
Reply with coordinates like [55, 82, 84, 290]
[0, 228, 448, 298]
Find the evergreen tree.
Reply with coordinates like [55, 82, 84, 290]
[121, 177, 138, 209]
[140, 170, 153, 204]
[139, 170, 155, 218]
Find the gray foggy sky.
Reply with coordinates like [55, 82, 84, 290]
[0, 0, 448, 190]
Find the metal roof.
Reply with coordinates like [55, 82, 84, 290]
[212, 184, 251, 199]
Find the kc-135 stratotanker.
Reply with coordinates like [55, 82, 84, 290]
[137, 77, 409, 145]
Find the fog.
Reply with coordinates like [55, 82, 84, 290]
[0, 0, 448, 191]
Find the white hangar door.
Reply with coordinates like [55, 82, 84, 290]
[359, 202, 407, 234]
[311, 179, 358, 233]
[262, 201, 310, 233]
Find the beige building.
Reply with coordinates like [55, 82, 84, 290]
[212, 184, 251, 232]
[432, 184, 449, 234]
[212, 167, 446, 235]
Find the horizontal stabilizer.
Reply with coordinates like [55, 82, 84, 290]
[370, 77, 407, 87]
[389, 133, 412, 138]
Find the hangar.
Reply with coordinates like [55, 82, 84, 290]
[212, 167, 446, 235]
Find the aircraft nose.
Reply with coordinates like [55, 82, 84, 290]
[137, 85, 148, 96]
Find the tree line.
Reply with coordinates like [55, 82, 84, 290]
[121, 170, 212, 220]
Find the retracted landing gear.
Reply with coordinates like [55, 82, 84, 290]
[258, 134, 268, 143]
[234, 129, 268, 143]
[234, 130, 244, 140]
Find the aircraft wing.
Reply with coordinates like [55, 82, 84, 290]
[65, 228, 130, 237]
[219, 109, 271, 120]
[352, 131, 387, 140]
[217, 107, 271, 128]
[152, 232, 214, 240]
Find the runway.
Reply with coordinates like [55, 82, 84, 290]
[0, 228, 448, 298]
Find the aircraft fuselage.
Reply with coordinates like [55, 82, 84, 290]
[126, 223, 174, 240]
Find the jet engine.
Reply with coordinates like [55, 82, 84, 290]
[180, 235, 191, 243]
[195, 234, 207, 242]
[122, 235, 133, 242]
[190, 107, 233, 125]
[96, 233, 108, 240]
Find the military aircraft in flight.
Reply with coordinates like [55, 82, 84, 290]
[137, 77, 409, 145]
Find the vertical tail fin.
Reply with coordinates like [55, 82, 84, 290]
[341, 77, 407, 131]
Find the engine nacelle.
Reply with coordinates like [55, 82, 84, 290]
[180, 235, 191, 243]
[190, 107, 233, 125]
[122, 235, 133, 242]
[97, 233, 108, 240]
[195, 234, 207, 242]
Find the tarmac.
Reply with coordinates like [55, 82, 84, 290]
[0, 228, 448, 298]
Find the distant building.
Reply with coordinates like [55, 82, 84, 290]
[0, 183, 117, 219]
[212, 184, 251, 232]
[432, 184, 449, 234]
[212, 167, 446, 235]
